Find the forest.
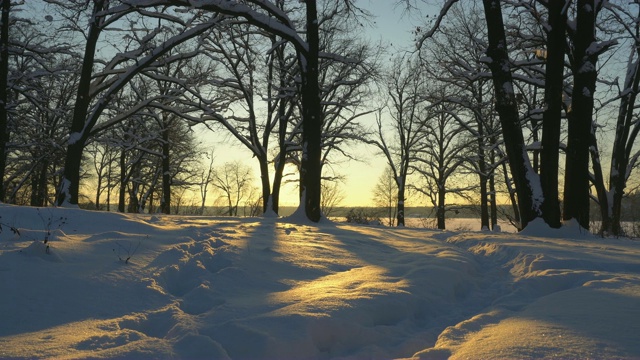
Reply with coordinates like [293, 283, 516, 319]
[0, 0, 638, 235]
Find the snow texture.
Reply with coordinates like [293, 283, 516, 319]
[0, 204, 639, 359]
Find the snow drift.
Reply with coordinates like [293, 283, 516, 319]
[0, 204, 639, 359]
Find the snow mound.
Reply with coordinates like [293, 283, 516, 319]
[1, 205, 639, 359]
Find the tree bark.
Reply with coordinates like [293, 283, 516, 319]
[489, 150, 498, 230]
[540, 0, 567, 229]
[563, 0, 598, 230]
[56, 0, 106, 206]
[299, 0, 323, 222]
[270, 94, 289, 215]
[0, 0, 9, 202]
[590, 130, 610, 233]
[437, 187, 446, 230]
[118, 148, 126, 212]
[482, 0, 540, 230]
[396, 187, 405, 227]
[268, 42, 291, 215]
[477, 115, 489, 230]
[160, 116, 171, 214]
[607, 14, 640, 235]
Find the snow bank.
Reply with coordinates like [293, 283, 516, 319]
[1, 204, 639, 359]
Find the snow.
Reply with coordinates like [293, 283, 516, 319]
[1, 204, 639, 359]
[68, 132, 82, 146]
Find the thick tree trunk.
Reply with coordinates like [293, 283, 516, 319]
[0, 0, 9, 203]
[563, 0, 598, 230]
[56, 0, 105, 206]
[482, 0, 540, 230]
[437, 186, 446, 230]
[299, 0, 322, 222]
[540, 0, 567, 229]
[58, 141, 85, 206]
[258, 155, 271, 214]
[396, 192, 405, 227]
[128, 187, 139, 213]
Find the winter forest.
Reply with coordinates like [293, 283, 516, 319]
[0, 0, 638, 235]
[3, 1, 640, 359]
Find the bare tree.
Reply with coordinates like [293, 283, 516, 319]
[122, 0, 372, 222]
[537, 0, 569, 229]
[479, 0, 543, 230]
[367, 57, 429, 226]
[0, 0, 9, 202]
[418, 3, 503, 230]
[562, 0, 610, 229]
[198, 149, 215, 215]
[53, 1, 224, 206]
[190, 20, 298, 216]
[372, 166, 397, 227]
[411, 102, 471, 230]
[86, 140, 119, 210]
[320, 177, 345, 218]
[589, 2, 640, 235]
[212, 161, 255, 216]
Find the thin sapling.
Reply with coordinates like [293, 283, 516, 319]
[113, 240, 142, 264]
[37, 209, 67, 254]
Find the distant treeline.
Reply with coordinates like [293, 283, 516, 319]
[78, 191, 640, 223]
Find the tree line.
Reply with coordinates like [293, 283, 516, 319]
[0, 0, 638, 235]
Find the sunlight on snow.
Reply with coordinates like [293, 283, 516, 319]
[2, 205, 640, 359]
[268, 265, 410, 316]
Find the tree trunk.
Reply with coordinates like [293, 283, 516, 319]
[502, 159, 521, 226]
[106, 158, 112, 211]
[56, 0, 105, 206]
[0, 0, 9, 203]
[95, 170, 102, 210]
[608, 25, 640, 235]
[160, 118, 171, 214]
[299, 0, 322, 222]
[396, 181, 405, 227]
[258, 154, 271, 214]
[437, 186, 446, 230]
[563, 0, 598, 230]
[540, 0, 567, 229]
[128, 189, 139, 213]
[477, 118, 489, 230]
[30, 162, 47, 207]
[482, 0, 540, 230]
[30, 166, 40, 206]
[269, 44, 291, 216]
[489, 161, 498, 230]
[58, 141, 85, 206]
[118, 149, 126, 212]
[590, 130, 610, 234]
[271, 151, 286, 215]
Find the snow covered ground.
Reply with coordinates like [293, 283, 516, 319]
[0, 204, 639, 359]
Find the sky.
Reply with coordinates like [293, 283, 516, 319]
[1, 204, 639, 358]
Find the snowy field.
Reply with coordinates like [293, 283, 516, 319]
[1, 203, 639, 359]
